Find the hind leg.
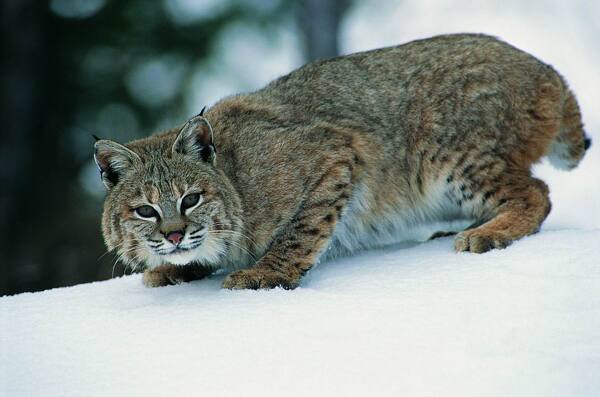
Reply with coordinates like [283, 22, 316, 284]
[454, 172, 551, 253]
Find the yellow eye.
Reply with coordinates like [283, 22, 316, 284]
[181, 193, 200, 213]
[135, 205, 158, 218]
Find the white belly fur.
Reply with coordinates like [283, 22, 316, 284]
[322, 179, 474, 261]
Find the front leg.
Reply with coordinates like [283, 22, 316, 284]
[143, 263, 213, 287]
[223, 160, 355, 290]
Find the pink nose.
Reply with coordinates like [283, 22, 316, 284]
[166, 231, 184, 245]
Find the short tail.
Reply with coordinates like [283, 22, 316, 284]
[547, 88, 591, 170]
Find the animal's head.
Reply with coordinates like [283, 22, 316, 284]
[94, 113, 241, 270]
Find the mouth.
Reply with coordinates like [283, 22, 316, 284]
[156, 241, 203, 256]
[143, 229, 225, 267]
[156, 242, 205, 266]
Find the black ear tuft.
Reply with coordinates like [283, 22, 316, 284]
[172, 114, 216, 164]
[584, 136, 592, 151]
[198, 106, 207, 117]
[92, 134, 101, 142]
[94, 140, 141, 189]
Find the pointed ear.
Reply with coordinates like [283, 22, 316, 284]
[172, 114, 216, 164]
[94, 140, 141, 189]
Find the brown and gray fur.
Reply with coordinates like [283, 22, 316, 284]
[95, 34, 591, 290]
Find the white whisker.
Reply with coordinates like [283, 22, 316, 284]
[208, 231, 257, 262]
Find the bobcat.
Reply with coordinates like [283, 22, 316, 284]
[95, 34, 591, 290]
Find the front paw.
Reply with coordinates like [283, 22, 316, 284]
[222, 267, 300, 290]
[142, 266, 181, 287]
[142, 264, 211, 287]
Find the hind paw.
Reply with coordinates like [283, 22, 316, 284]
[454, 230, 512, 253]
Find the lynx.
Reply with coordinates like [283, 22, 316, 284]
[95, 34, 590, 290]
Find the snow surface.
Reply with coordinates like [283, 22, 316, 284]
[2, 230, 600, 396]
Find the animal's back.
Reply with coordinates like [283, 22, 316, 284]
[264, 35, 580, 152]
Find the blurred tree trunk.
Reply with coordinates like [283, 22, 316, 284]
[297, 0, 351, 61]
[1, 0, 100, 296]
[0, 0, 44, 294]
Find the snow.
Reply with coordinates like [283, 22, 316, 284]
[2, 229, 600, 396]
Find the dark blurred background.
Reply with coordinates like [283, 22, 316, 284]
[2, 0, 598, 295]
[1, 0, 353, 295]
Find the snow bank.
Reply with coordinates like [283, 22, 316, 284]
[2, 229, 599, 396]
